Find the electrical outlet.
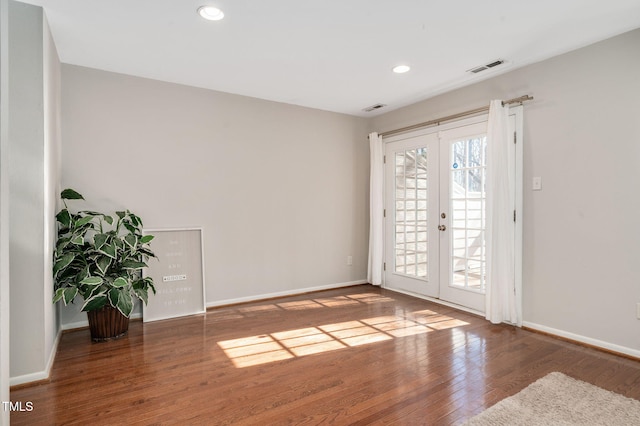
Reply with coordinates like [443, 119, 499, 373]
[347, 255, 353, 266]
[532, 176, 542, 191]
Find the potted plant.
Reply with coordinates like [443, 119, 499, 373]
[52, 188, 156, 341]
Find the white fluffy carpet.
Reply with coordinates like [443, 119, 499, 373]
[463, 372, 640, 425]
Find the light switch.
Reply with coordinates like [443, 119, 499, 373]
[532, 177, 542, 191]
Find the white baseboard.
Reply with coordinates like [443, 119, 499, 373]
[522, 321, 640, 359]
[9, 370, 49, 387]
[61, 312, 142, 331]
[58, 282, 368, 328]
[384, 288, 640, 359]
[59, 282, 367, 329]
[44, 328, 61, 378]
[382, 286, 485, 317]
[13, 311, 146, 386]
[10, 328, 61, 387]
[206, 280, 368, 308]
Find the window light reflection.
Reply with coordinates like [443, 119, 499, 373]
[207, 292, 397, 323]
[217, 310, 469, 368]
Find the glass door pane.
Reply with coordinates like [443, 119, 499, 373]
[450, 136, 487, 292]
[438, 120, 489, 313]
[394, 147, 428, 279]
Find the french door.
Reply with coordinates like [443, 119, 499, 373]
[384, 116, 513, 313]
[384, 133, 440, 297]
[437, 122, 489, 311]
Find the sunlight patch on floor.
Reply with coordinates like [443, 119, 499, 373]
[277, 300, 325, 310]
[238, 304, 281, 314]
[208, 293, 398, 324]
[217, 310, 470, 368]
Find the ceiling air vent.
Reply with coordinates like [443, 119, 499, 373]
[468, 59, 505, 74]
[362, 103, 387, 113]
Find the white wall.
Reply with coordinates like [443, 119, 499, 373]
[60, 65, 369, 325]
[373, 29, 640, 354]
[8, 1, 61, 384]
[0, 0, 10, 421]
[12, 8, 637, 390]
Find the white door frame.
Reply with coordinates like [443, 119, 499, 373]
[381, 108, 523, 321]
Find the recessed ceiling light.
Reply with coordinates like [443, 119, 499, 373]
[198, 6, 224, 21]
[393, 65, 411, 74]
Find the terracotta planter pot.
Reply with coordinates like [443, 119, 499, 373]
[87, 305, 129, 342]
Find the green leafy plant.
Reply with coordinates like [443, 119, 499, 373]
[53, 189, 156, 317]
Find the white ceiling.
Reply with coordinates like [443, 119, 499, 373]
[18, 0, 640, 117]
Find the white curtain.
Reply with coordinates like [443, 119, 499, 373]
[367, 132, 384, 285]
[485, 101, 519, 325]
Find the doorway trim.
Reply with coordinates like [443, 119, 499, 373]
[380, 107, 523, 323]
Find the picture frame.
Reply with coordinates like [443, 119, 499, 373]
[142, 227, 206, 322]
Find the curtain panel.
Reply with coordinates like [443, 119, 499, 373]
[485, 100, 519, 325]
[367, 132, 384, 285]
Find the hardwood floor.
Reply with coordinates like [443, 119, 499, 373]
[11, 285, 640, 425]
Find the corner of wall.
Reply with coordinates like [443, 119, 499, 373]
[8, 0, 62, 386]
[42, 4, 62, 372]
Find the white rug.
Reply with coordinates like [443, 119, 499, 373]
[463, 372, 640, 425]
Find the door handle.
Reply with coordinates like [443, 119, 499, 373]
[438, 225, 446, 231]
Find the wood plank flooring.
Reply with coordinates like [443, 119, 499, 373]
[11, 285, 640, 425]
